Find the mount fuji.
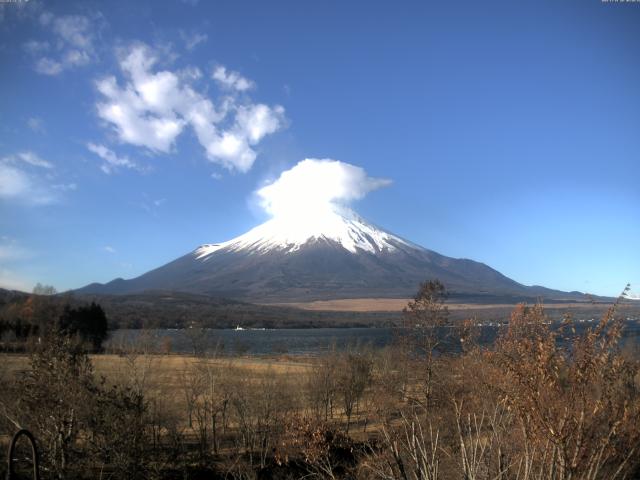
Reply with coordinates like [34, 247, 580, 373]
[77, 207, 586, 302]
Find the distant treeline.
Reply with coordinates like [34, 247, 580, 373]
[85, 291, 400, 329]
[2, 286, 639, 336]
[0, 288, 400, 335]
[70, 291, 640, 330]
[0, 292, 108, 351]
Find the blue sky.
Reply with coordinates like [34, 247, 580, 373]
[0, 0, 638, 297]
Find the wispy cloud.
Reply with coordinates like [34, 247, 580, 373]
[24, 11, 100, 76]
[0, 151, 71, 205]
[15, 151, 53, 169]
[104, 245, 116, 254]
[0, 164, 32, 198]
[86, 142, 144, 174]
[138, 194, 167, 217]
[180, 30, 208, 51]
[0, 166, 55, 204]
[94, 42, 285, 172]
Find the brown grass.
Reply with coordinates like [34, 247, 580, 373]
[265, 297, 626, 312]
[0, 353, 311, 375]
[1, 353, 312, 415]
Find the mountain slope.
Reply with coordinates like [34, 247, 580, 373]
[77, 209, 585, 302]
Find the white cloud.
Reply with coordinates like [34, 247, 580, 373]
[104, 245, 116, 254]
[236, 104, 285, 143]
[95, 74, 184, 152]
[95, 43, 284, 172]
[25, 12, 98, 75]
[87, 142, 143, 174]
[0, 151, 69, 205]
[256, 159, 391, 219]
[0, 164, 32, 198]
[0, 163, 56, 205]
[212, 66, 254, 92]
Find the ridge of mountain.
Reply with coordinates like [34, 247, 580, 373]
[76, 209, 591, 302]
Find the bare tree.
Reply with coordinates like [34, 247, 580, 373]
[189, 358, 234, 458]
[32, 283, 57, 296]
[366, 408, 441, 480]
[403, 280, 449, 407]
[179, 359, 202, 430]
[307, 348, 339, 422]
[336, 349, 372, 433]
[185, 322, 211, 357]
[487, 293, 640, 479]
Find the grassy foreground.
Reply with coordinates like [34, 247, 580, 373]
[1, 300, 640, 479]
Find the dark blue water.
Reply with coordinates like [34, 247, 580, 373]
[107, 327, 396, 356]
[106, 319, 640, 356]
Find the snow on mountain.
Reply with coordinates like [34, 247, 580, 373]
[194, 207, 413, 258]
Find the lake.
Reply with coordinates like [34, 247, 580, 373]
[106, 318, 640, 356]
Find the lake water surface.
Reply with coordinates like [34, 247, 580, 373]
[107, 319, 640, 356]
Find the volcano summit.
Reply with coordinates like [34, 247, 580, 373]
[78, 159, 590, 303]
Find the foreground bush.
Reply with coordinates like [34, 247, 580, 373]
[1, 331, 149, 479]
[0, 292, 638, 479]
[365, 294, 640, 480]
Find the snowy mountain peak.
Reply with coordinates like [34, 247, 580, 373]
[194, 208, 414, 259]
[76, 205, 587, 303]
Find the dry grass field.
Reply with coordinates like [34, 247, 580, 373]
[266, 298, 411, 311]
[1, 353, 313, 410]
[267, 296, 638, 314]
[2, 298, 639, 479]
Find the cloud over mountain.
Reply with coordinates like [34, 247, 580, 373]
[256, 159, 392, 219]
